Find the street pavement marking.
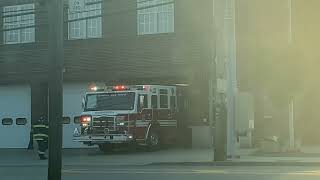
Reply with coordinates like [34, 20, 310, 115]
[62, 168, 320, 176]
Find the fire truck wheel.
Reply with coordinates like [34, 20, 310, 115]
[98, 143, 113, 153]
[147, 131, 160, 151]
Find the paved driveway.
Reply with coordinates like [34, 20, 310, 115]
[0, 148, 214, 166]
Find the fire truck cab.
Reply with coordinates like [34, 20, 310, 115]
[73, 84, 180, 152]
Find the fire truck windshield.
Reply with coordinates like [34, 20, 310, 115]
[84, 92, 135, 111]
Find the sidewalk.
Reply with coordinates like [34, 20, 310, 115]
[151, 147, 320, 166]
[251, 146, 320, 157]
[228, 146, 320, 166]
[0, 148, 214, 167]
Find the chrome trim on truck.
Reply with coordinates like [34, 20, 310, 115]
[73, 134, 134, 144]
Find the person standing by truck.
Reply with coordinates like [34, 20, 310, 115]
[32, 116, 49, 160]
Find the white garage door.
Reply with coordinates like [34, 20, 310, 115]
[0, 85, 31, 148]
[63, 83, 90, 148]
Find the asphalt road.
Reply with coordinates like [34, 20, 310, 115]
[3, 148, 320, 180]
[2, 165, 320, 180]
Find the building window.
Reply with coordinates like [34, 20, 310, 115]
[3, 4, 35, 44]
[137, 0, 174, 35]
[68, 0, 102, 40]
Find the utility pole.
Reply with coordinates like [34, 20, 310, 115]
[288, 0, 293, 44]
[288, 97, 295, 149]
[287, 0, 295, 151]
[212, 0, 227, 161]
[209, 0, 216, 161]
[225, 0, 237, 159]
[48, 0, 64, 179]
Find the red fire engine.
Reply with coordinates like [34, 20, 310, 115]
[73, 84, 183, 152]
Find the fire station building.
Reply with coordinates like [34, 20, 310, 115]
[5, 0, 318, 150]
[0, 0, 215, 148]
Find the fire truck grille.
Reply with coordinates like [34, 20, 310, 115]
[92, 116, 115, 132]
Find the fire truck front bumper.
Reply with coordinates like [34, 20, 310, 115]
[73, 134, 134, 144]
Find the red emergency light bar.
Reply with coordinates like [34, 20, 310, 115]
[113, 85, 129, 91]
[88, 84, 150, 92]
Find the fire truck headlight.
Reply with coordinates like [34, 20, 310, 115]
[80, 115, 92, 124]
[128, 135, 133, 139]
[118, 122, 125, 126]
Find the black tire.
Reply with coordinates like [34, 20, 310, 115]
[147, 131, 160, 151]
[98, 143, 113, 153]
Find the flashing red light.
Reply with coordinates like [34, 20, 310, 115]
[80, 115, 92, 124]
[113, 85, 128, 91]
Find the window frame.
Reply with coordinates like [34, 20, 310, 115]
[3, 3, 35, 44]
[137, 0, 175, 35]
[68, 0, 102, 40]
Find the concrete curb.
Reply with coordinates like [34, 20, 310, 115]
[3, 161, 320, 167]
[0, 162, 150, 168]
[252, 152, 320, 158]
[0, 163, 48, 167]
[148, 161, 320, 167]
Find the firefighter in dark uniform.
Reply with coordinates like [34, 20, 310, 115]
[32, 116, 49, 160]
